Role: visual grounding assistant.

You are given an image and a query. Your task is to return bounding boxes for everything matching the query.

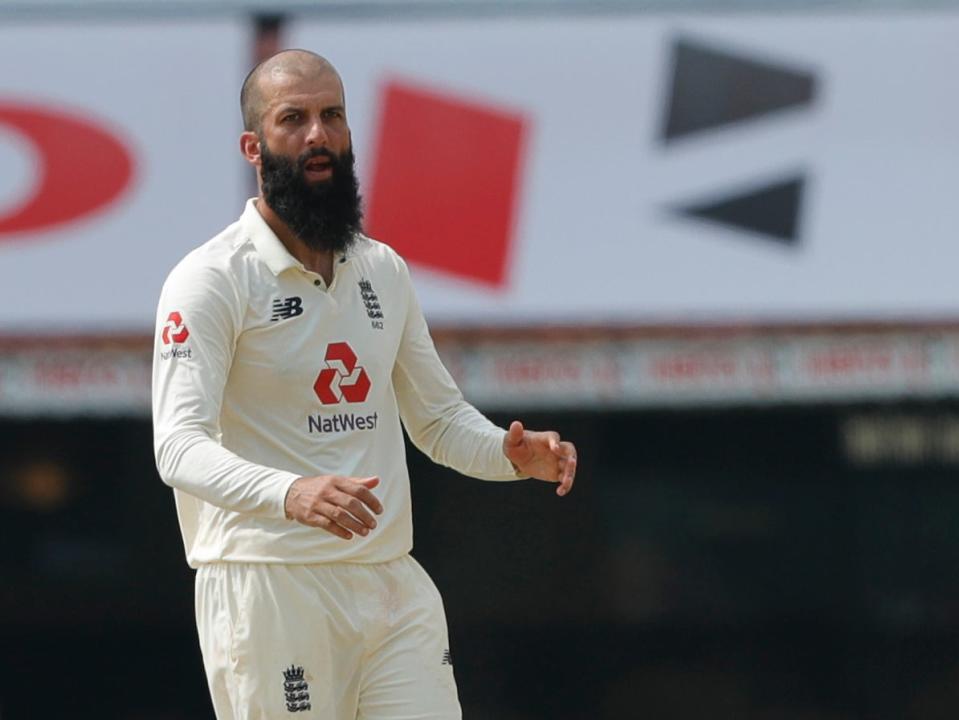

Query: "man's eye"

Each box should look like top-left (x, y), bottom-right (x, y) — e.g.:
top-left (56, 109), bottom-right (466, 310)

top-left (281, 113), bottom-right (299, 122)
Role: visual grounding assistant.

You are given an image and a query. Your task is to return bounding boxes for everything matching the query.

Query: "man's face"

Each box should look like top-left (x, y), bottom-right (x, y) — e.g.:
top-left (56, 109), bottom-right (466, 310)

top-left (254, 70), bottom-right (362, 252)
top-left (257, 69), bottom-right (351, 170)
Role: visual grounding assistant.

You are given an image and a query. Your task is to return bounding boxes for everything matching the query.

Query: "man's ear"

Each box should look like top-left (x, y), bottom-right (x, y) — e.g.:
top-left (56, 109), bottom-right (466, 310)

top-left (240, 131), bottom-right (261, 166)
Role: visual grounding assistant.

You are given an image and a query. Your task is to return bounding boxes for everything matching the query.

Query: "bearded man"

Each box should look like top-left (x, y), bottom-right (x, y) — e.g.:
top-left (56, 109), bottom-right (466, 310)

top-left (152, 49), bottom-right (577, 720)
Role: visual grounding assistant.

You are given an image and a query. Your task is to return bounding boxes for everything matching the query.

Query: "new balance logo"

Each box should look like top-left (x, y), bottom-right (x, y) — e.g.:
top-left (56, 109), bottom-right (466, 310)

top-left (271, 296), bottom-right (304, 322)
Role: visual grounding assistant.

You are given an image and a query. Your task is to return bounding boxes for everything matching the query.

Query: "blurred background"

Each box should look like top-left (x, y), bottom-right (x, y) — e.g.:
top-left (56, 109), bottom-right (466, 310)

top-left (2, 0), bottom-right (959, 718)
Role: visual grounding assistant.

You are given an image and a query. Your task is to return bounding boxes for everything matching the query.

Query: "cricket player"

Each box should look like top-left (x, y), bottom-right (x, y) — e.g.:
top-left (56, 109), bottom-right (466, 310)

top-left (152, 49), bottom-right (577, 720)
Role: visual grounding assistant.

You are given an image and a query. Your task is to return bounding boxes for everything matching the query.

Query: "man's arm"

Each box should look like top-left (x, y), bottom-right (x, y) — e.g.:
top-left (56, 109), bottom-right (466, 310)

top-left (391, 259), bottom-right (577, 493)
top-left (153, 256), bottom-right (383, 537)
top-left (152, 259), bottom-right (299, 518)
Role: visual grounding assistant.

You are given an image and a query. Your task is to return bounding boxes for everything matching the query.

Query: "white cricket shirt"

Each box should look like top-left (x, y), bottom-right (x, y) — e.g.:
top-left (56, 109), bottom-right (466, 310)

top-left (152, 199), bottom-right (517, 567)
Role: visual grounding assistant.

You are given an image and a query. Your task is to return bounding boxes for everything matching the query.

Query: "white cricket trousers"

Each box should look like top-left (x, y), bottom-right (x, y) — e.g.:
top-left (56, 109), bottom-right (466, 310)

top-left (195, 555), bottom-right (462, 720)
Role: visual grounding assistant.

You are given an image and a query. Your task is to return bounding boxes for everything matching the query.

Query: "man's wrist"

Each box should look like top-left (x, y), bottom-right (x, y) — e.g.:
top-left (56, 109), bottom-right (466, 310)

top-left (283, 476), bottom-right (303, 520)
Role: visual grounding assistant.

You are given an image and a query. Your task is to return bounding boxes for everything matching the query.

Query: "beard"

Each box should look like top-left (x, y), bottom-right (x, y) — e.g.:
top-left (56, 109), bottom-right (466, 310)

top-left (259, 139), bottom-right (363, 254)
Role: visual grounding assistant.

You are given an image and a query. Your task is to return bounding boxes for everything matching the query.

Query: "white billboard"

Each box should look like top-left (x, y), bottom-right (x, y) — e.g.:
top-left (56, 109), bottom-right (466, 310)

top-left (0, 20), bottom-right (249, 333)
top-left (289, 13), bottom-right (959, 326)
top-left (1, 14), bottom-right (957, 333)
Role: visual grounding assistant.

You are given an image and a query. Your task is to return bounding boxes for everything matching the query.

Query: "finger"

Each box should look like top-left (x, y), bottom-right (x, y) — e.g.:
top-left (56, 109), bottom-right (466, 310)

top-left (546, 431), bottom-right (561, 454)
top-left (552, 440), bottom-right (575, 459)
top-left (323, 503), bottom-right (371, 537)
top-left (308, 513), bottom-right (354, 540)
top-left (548, 433), bottom-right (571, 457)
top-left (505, 421), bottom-right (525, 447)
top-left (343, 478), bottom-right (384, 515)
top-left (557, 454), bottom-right (576, 497)
top-left (332, 491), bottom-right (378, 529)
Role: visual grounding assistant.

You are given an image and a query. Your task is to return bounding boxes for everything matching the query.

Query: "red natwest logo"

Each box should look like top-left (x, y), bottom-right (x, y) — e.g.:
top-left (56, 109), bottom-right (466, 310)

top-left (161, 312), bottom-right (189, 345)
top-left (314, 342), bottom-right (371, 405)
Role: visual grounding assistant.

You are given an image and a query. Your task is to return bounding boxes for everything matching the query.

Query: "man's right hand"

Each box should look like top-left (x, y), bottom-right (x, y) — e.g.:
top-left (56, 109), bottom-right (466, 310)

top-left (284, 475), bottom-right (384, 540)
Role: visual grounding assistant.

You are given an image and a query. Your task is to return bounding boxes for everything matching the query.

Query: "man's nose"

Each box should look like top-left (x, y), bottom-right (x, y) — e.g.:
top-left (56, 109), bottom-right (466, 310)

top-left (305, 119), bottom-right (329, 147)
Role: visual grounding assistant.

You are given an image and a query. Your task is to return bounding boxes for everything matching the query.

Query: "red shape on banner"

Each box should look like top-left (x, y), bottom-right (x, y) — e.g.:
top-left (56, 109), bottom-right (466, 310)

top-left (0, 101), bottom-right (135, 238)
top-left (366, 80), bottom-right (527, 289)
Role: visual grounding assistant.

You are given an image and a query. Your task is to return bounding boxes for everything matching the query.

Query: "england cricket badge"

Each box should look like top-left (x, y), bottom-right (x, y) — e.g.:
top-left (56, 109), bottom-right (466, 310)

top-left (282, 664), bottom-right (312, 713)
top-left (358, 278), bottom-right (384, 329)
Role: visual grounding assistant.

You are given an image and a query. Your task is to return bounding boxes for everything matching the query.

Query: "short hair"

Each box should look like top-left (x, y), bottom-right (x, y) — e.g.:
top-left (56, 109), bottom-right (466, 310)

top-left (240, 49), bottom-right (338, 133)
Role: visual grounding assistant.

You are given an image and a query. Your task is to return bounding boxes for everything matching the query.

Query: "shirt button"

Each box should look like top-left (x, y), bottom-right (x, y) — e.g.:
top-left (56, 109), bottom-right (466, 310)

top-left (314, 279), bottom-right (322, 287)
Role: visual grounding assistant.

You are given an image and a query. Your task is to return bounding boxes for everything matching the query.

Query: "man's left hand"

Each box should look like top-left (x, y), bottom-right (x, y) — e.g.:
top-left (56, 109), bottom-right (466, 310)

top-left (503, 421), bottom-right (577, 496)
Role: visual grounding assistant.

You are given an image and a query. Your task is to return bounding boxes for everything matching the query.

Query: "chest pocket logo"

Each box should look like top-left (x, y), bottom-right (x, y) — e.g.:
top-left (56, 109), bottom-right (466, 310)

top-left (271, 296), bottom-right (303, 322)
top-left (358, 279), bottom-right (384, 329)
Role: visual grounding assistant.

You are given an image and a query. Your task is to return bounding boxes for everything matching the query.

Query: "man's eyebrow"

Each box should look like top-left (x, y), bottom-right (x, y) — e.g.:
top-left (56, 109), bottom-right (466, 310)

top-left (270, 103), bottom-right (344, 115)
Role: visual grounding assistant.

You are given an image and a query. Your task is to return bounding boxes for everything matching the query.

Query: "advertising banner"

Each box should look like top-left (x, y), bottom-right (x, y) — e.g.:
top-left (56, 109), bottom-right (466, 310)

top-left (0, 20), bottom-right (249, 333)
top-left (5, 328), bottom-right (959, 416)
top-left (290, 13), bottom-right (959, 325)
top-left (2, 14), bottom-right (957, 331)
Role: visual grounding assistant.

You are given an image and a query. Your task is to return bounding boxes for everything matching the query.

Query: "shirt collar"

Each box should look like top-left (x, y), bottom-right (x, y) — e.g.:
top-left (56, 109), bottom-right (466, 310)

top-left (243, 198), bottom-right (355, 276)
top-left (244, 198), bottom-right (301, 276)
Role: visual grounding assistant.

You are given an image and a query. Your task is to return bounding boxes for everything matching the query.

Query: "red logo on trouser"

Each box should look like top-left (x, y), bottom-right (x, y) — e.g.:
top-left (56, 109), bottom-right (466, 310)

top-left (161, 311), bottom-right (189, 344)
top-left (314, 342), bottom-right (371, 404)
